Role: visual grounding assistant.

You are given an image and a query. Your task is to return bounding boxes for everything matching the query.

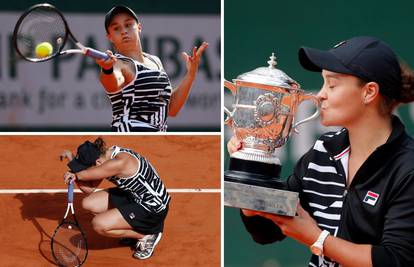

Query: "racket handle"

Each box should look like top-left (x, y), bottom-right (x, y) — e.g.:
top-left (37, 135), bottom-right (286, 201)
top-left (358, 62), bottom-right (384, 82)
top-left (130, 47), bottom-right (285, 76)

top-left (68, 182), bottom-right (74, 203)
top-left (85, 48), bottom-right (110, 60)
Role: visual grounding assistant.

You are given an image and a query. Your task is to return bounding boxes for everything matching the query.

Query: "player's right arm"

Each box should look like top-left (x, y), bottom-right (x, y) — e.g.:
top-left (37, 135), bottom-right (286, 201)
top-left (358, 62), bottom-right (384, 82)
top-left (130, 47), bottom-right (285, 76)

top-left (75, 156), bottom-right (126, 181)
top-left (76, 180), bottom-right (102, 194)
top-left (96, 50), bottom-right (125, 93)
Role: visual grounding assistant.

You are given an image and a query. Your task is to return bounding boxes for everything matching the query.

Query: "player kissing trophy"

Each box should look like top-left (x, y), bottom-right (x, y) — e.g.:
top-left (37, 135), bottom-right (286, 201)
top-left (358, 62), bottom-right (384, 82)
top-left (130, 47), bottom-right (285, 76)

top-left (224, 53), bottom-right (320, 216)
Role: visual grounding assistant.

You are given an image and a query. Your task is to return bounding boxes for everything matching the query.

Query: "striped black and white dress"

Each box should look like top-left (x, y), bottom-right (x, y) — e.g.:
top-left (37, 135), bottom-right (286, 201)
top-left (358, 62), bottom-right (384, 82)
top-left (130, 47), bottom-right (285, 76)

top-left (107, 146), bottom-right (170, 214)
top-left (107, 53), bottom-right (172, 132)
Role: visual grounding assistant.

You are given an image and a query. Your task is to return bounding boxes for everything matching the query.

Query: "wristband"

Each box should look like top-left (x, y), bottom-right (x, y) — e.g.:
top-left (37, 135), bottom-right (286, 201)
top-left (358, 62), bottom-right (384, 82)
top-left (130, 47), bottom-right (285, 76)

top-left (101, 67), bottom-right (114, 75)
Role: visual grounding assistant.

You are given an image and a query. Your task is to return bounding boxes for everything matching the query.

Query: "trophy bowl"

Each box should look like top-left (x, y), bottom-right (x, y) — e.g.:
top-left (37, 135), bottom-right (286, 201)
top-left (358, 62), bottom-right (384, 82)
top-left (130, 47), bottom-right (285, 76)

top-left (224, 53), bottom-right (320, 216)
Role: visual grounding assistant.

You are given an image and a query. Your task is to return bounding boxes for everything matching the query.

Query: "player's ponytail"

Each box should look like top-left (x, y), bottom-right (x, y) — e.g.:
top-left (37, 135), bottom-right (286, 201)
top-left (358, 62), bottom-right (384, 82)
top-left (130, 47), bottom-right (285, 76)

top-left (93, 137), bottom-right (107, 155)
top-left (378, 62), bottom-right (414, 115)
top-left (399, 62), bottom-right (414, 104)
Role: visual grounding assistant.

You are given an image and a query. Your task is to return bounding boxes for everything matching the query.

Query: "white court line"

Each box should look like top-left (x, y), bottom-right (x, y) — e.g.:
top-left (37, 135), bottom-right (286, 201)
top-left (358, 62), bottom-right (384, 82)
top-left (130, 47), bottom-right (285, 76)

top-left (0, 188), bottom-right (221, 194)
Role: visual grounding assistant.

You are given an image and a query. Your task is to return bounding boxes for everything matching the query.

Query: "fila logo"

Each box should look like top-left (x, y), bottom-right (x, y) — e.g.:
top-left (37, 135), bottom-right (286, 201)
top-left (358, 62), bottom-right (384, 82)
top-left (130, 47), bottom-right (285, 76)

top-left (129, 212), bottom-right (136, 219)
top-left (363, 191), bottom-right (380, 206)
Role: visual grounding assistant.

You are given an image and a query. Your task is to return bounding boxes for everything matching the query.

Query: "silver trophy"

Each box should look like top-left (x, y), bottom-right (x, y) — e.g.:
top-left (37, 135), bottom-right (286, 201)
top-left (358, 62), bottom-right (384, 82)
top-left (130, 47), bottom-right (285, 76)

top-left (224, 53), bottom-right (320, 216)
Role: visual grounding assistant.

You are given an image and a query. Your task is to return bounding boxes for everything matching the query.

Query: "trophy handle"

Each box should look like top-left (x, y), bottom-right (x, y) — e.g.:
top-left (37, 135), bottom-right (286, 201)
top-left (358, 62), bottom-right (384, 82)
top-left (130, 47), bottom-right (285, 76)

top-left (224, 107), bottom-right (234, 125)
top-left (224, 79), bottom-right (237, 125)
top-left (293, 93), bottom-right (320, 133)
top-left (224, 79), bottom-right (237, 95)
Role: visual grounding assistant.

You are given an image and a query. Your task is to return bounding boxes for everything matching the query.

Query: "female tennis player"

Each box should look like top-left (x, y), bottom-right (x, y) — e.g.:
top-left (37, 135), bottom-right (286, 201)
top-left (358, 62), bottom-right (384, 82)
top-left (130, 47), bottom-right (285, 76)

top-left (228, 36), bottom-right (414, 266)
top-left (61, 137), bottom-right (170, 260)
top-left (96, 5), bottom-right (208, 132)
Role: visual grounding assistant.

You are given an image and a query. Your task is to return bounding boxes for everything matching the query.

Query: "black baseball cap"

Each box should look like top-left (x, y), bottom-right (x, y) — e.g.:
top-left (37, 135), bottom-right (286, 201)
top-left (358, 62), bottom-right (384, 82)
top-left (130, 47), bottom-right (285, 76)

top-left (104, 5), bottom-right (139, 33)
top-left (68, 141), bottom-right (101, 173)
top-left (299, 36), bottom-right (402, 100)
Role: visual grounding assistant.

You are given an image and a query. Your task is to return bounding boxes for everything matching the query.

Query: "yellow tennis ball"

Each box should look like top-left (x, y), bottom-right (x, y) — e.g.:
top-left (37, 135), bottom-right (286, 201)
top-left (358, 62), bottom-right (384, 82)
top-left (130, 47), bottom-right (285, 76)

top-left (35, 42), bottom-right (53, 58)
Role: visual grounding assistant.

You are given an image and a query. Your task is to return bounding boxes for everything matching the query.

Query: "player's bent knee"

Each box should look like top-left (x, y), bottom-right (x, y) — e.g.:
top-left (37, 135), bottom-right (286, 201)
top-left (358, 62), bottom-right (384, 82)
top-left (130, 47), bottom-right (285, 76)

top-left (91, 216), bottom-right (112, 234)
top-left (81, 196), bottom-right (91, 210)
top-left (91, 216), bottom-right (106, 233)
top-left (82, 196), bottom-right (96, 213)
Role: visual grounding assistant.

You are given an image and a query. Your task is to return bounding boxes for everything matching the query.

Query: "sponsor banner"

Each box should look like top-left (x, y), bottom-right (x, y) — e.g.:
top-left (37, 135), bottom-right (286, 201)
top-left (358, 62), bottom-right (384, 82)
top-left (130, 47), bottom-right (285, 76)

top-left (0, 13), bottom-right (220, 128)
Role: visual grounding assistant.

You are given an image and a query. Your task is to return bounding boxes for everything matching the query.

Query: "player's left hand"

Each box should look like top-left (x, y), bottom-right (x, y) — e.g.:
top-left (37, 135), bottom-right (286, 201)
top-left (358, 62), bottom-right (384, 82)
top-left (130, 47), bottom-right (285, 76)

top-left (255, 203), bottom-right (322, 246)
top-left (63, 171), bottom-right (77, 185)
top-left (182, 41), bottom-right (209, 77)
top-left (227, 136), bottom-right (242, 155)
top-left (60, 150), bottom-right (74, 161)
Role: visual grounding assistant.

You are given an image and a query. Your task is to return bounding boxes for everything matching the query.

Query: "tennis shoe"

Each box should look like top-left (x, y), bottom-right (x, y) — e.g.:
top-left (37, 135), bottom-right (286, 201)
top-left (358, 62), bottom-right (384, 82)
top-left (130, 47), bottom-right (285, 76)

top-left (133, 232), bottom-right (162, 260)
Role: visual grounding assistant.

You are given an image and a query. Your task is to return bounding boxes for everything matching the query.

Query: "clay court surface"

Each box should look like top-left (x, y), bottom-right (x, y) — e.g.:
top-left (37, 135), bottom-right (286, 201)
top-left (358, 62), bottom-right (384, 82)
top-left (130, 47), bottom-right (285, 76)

top-left (0, 135), bottom-right (221, 266)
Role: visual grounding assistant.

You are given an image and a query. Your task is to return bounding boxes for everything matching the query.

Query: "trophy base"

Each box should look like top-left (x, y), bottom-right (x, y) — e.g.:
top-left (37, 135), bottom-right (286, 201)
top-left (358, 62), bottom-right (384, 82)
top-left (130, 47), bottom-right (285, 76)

top-left (224, 157), bottom-right (298, 216)
top-left (226, 157), bottom-right (284, 188)
top-left (224, 181), bottom-right (298, 216)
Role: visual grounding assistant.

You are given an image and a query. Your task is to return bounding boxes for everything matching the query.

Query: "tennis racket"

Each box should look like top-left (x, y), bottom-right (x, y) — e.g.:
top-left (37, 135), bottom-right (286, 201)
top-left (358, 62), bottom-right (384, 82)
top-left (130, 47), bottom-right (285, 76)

top-left (13, 3), bottom-right (109, 62)
top-left (51, 182), bottom-right (88, 267)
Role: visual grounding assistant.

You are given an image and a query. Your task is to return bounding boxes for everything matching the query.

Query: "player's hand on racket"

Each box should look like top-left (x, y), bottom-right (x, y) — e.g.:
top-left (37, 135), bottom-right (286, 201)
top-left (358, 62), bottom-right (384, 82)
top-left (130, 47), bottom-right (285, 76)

top-left (60, 150), bottom-right (74, 162)
top-left (64, 171), bottom-right (77, 185)
top-left (181, 41), bottom-right (209, 77)
top-left (227, 136), bottom-right (242, 155)
top-left (95, 50), bottom-right (117, 71)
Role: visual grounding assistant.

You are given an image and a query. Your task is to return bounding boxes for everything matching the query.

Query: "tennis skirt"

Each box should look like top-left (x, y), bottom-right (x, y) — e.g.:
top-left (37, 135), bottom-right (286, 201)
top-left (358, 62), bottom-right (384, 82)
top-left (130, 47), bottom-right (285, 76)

top-left (108, 187), bottom-right (169, 235)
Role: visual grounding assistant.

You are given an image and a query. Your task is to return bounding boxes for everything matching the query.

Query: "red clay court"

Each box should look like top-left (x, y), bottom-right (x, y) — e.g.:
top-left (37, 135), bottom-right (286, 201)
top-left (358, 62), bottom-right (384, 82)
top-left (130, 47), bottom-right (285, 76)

top-left (0, 135), bottom-right (220, 266)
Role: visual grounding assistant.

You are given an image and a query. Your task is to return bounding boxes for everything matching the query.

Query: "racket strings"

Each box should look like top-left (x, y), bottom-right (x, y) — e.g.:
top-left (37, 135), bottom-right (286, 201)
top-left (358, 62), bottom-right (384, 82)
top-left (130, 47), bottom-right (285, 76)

top-left (15, 7), bottom-right (67, 60)
top-left (52, 223), bottom-right (87, 266)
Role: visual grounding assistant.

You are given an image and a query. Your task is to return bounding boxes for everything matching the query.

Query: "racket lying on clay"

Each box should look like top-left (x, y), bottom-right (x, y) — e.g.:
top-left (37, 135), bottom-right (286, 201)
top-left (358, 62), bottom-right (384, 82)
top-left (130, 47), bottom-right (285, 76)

top-left (13, 3), bottom-right (109, 62)
top-left (51, 181), bottom-right (88, 267)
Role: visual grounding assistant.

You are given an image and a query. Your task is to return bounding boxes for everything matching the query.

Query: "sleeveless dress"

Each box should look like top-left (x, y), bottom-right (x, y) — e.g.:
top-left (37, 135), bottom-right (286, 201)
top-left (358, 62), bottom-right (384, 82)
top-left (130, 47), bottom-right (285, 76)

top-left (106, 53), bottom-right (172, 132)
